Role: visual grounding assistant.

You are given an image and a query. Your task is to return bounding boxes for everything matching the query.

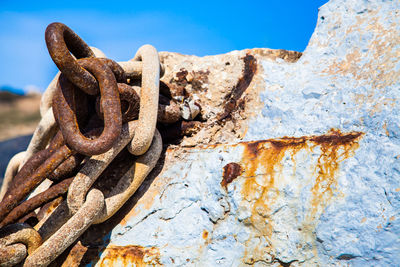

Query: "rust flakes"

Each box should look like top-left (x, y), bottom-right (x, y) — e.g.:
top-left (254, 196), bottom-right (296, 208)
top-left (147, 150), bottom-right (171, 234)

top-left (98, 245), bottom-right (161, 266)
top-left (217, 54), bottom-right (257, 121)
top-left (60, 241), bottom-right (88, 267)
top-left (221, 162), bottom-right (243, 189)
top-left (189, 70), bottom-right (210, 92)
top-left (239, 130), bottom-right (363, 238)
top-left (167, 68), bottom-right (210, 97)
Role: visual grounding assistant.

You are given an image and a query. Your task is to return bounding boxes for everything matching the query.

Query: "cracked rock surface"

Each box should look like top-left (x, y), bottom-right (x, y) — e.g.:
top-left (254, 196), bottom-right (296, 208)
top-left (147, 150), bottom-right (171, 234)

top-left (80, 0), bottom-right (400, 266)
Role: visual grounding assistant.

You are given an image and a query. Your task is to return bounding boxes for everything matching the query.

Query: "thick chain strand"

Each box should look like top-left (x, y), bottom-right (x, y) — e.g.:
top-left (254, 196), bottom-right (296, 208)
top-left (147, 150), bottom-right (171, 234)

top-left (0, 22), bottom-right (175, 267)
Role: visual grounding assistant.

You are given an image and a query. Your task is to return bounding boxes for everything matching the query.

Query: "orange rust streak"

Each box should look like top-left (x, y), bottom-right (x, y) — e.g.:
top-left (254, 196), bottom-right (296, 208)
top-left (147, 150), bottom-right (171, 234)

top-left (98, 245), bottom-right (161, 266)
top-left (309, 130), bottom-right (362, 216)
top-left (240, 130), bottom-right (363, 238)
top-left (202, 230), bottom-right (209, 239)
top-left (241, 139), bottom-right (300, 237)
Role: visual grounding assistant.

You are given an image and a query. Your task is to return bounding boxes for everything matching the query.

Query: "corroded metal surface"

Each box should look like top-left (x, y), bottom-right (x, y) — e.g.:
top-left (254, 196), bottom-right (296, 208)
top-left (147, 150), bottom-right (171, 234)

top-left (45, 22), bottom-right (97, 94)
top-left (0, 243), bottom-right (26, 267)
top-left (94, 129), bottom-right (162, 224)
top-left (96, 83), bottom-right (140, 123)
top-left (128, 45), bottom-right (160, 156)
top-left (0, 178), bottom-right (73, 227)
top-left (53, 60), bottom-right (122, 156)
top-left (24, 189), bottom-right (104, 267)
top-left (0, 223), bottom-right (42, 266)
top-left (0, 131), bottom-right (70, 224)
top-left (98, 245), bottom-right (161, 266)
top-left (0, 223), bottom-right (42, 255)
top-left (66, 121), bottom-right (138, 215)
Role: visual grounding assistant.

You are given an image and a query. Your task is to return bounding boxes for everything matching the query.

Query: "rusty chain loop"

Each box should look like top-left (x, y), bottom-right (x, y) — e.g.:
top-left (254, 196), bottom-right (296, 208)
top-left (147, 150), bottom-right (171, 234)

top-left (0, 223), bottom-right (42, 266)
top-left (0, 21), bottom-right (199, 266)
top-left (127, 45), bottom-right (160, 156)
top-left (0, 224), bottom-right (42, 254)
top-left (0, 243), bottom-right (26, 267)
top-left (45, 22), bottom-right (97, 94)
top-left (53, 58), bottom-right (122, 156)
top-left (96, 83), bottom-right (140, 123)
top-left (66, 120), bottom-right (138, 214)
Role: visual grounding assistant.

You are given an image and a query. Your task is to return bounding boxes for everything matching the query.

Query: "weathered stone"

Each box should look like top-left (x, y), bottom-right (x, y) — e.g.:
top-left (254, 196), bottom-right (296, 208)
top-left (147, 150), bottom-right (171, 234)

top-left (64, 0), bottom-right (400, 266)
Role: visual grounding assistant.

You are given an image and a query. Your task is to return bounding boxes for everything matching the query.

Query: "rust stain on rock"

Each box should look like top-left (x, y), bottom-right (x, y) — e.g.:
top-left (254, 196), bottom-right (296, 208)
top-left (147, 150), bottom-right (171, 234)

top-left (240, 130), bottom-right (363, 238)
top-left (221, 162), bottom-right (243, 189)
top-left (217, 54), bottom-right (257, 121)
top-left (168, 68), bottom-right (210, 97)
top-left (309, 130), bottom-right (363, 216)
top-left (98, 245), bottom-right (161, 266)
top-left (202, 230), bottom-right (209, 239)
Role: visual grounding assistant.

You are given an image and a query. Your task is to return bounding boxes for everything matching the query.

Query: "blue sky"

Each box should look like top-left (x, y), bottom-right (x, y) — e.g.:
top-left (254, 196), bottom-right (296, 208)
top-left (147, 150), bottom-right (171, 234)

top-left (0, 0), bottom-right (328, 92)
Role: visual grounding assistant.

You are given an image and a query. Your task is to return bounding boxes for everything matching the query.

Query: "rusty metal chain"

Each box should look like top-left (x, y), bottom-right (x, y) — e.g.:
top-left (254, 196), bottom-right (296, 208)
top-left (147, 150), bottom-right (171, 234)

top-left (0, 178), bottom-right (73, 227)
top-left (0, 21), bottom-right (200, 266)
top-left (127, 45), bottom-right (160, 156)
top-left (45, 22), bottom-right (97, 94)
top-left (0, 223), bottom-right (42, 266)
top-left (53, 60), bottom-right (122, 156)
top-left (94, 128), bottom-right (162, 223)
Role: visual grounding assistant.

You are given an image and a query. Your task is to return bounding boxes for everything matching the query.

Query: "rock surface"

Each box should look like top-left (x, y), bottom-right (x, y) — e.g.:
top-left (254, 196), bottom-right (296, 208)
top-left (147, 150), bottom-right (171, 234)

top-left (59, 0), bottom-right (400, 266)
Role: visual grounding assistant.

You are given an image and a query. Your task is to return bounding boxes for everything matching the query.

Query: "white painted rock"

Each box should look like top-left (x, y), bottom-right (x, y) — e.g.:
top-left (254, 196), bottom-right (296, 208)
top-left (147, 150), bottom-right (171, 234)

top-left (71, 0), bottom-right (400, 266)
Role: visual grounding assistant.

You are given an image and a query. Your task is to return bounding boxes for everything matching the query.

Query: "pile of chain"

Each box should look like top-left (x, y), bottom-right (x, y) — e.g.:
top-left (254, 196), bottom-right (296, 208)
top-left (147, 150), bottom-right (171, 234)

top-left (0, 22), bottom-right (196, 267)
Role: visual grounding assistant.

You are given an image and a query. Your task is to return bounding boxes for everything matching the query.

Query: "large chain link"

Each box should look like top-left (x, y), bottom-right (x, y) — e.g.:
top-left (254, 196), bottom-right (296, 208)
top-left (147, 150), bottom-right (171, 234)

top-left (0, 223), bottom-right (42, 266)
top-left (0, 22), bottom-right (191, 266)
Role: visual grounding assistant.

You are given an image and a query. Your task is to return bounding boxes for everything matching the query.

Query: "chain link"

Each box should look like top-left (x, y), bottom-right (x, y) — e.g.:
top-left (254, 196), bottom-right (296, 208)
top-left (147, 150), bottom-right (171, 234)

top-left (0, 178), bottom-right (73, 227)
top-left (94, 128), bottom-right (162, 224)
top-left (45, 23), bottom-right (97, 94)
top-left (24, 189), bottom-right (104, 267)
top-left (53, 59), bottom-right (122, 156)
top-left (0, 223), bottom-right (42, 266)
top-left (127, 45), bottom-right (160, 156)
